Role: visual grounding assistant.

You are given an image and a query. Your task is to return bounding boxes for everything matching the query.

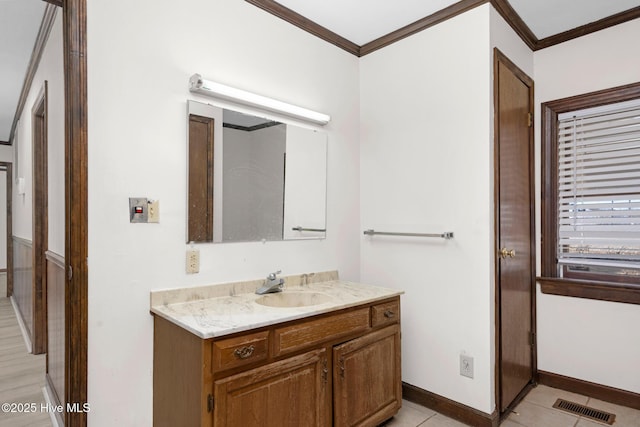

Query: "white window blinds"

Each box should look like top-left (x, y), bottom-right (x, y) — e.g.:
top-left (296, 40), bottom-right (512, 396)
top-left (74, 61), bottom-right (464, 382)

top-left (557, 99), bottom-right (640, 274)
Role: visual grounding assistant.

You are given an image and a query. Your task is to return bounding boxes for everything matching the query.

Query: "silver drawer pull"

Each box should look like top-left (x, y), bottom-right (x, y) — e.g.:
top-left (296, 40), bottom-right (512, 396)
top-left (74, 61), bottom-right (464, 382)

top-left (383, 310), bottom-right (395, 319)
top-left (234, 345), bottom-right (255, 359)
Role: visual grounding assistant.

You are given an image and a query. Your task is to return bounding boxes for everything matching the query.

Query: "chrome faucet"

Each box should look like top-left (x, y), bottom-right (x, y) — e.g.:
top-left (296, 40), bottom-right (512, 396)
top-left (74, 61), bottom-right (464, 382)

top-left (255, 270), bottom-right (284, 295)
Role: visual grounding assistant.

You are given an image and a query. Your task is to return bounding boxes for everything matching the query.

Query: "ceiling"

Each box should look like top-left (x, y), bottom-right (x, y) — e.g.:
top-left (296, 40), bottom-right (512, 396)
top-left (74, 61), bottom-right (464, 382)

top-left (2, 0), bottom-right (640, 142)
top-left (0, 0), bottom-right (45, 142)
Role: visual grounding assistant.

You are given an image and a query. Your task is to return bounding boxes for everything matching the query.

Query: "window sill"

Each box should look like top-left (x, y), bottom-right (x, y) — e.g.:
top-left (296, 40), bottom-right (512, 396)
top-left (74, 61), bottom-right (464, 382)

top-left (537, 277), bottom-right (640, 305)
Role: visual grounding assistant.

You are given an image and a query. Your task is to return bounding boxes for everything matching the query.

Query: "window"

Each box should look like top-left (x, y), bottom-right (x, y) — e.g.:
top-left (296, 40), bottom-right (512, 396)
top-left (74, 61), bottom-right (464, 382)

top-left (540, 82), bottom-right (640, 304)
top-left (557, 99), bottom-right (640, 280)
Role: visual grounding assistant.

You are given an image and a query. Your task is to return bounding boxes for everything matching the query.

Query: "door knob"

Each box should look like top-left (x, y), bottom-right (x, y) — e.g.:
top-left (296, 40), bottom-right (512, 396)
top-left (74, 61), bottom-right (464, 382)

top-left (499, 248), bottom-right (516, 259)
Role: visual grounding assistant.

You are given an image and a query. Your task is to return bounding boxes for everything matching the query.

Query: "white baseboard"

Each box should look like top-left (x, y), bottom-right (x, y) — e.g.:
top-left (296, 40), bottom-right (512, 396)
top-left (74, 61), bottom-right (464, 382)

top-left (42, 385), bottom-right (64, 427)
top-left (0, 271), bottom-right (6, 297)
top-left (9, 295), bottom-right (32, 353)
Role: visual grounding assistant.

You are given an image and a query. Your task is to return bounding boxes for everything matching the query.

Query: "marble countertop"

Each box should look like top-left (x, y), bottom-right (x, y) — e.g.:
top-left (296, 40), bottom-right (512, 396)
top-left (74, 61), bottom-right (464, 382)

top-left (150, 274), bottom-right (403, 339)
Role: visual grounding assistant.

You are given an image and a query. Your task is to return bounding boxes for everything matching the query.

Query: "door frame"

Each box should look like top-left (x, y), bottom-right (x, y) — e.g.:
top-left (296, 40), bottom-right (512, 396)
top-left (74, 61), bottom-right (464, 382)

top-left (492, 48), bottom-right (537, 415)
top-left (60, 0), bottom-right (88, 425)
top-left (0, 162), bottom-right (12, 298)
top-left (32, 81), bottom-right (49, 355)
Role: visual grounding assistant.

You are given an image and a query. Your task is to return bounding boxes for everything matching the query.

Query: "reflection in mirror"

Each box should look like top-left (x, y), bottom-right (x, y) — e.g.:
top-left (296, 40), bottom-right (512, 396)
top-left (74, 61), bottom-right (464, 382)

top-left (222, 111), bottom-right (286, 242)
top-left (187, 100), bottom-right (327, 243)
top-left (187, 113), bottom-right (214, 242)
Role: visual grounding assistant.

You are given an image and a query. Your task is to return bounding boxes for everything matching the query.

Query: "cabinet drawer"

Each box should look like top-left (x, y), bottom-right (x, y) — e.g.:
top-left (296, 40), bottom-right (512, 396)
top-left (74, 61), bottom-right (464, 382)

top-left (371, 300), bottom-right (400, 328)
top-left (213, 331), bottom-right (269, 372)
top-left (273, 308), bottom-right (370, 357)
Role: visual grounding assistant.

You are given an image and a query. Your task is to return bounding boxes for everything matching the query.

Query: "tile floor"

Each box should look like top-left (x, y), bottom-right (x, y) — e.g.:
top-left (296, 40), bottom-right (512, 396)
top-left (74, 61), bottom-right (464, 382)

top-left (386, 385), bottom-right (640, 427)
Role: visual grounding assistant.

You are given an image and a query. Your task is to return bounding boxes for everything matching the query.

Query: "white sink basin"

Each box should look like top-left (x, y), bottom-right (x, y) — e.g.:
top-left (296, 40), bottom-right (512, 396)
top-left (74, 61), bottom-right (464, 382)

top-left (255, 292), bottom-right (333, 308)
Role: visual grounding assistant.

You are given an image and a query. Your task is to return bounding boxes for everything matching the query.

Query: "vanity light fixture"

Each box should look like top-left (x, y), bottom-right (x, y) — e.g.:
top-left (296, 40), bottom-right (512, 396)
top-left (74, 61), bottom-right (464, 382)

top-left (189, 74), bottom-right (330, 125)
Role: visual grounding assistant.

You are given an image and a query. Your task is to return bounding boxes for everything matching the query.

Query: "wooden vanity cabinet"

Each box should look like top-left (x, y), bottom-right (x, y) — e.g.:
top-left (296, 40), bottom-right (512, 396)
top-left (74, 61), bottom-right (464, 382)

top-left (333, 325), bottom-right (401, 427)
top-left (153, 296), bottom-right (401, 427)
top-left (213, 348), bottom-right (329, 426)
top-left (153, 317), bottom-right (214, 427)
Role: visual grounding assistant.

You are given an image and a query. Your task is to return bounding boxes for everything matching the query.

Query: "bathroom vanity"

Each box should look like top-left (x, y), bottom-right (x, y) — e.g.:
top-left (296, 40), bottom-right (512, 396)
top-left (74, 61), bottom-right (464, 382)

top-left (150, 273), bottom-right (402, 427)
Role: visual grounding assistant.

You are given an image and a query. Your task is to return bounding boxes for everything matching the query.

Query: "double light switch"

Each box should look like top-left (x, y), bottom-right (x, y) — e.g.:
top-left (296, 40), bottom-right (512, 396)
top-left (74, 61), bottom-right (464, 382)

top-left (129, 197), bottom-right (159, 223)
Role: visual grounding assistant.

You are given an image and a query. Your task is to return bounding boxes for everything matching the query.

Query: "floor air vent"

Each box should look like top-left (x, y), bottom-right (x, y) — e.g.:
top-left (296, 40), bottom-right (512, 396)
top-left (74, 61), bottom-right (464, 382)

top-left (552, 399), bottom-right (616, 425)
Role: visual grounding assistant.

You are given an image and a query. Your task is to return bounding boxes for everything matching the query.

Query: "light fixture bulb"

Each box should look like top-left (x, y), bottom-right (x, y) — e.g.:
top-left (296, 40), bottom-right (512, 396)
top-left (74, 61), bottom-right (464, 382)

top-left (189, 74), bottom-right (330, 125)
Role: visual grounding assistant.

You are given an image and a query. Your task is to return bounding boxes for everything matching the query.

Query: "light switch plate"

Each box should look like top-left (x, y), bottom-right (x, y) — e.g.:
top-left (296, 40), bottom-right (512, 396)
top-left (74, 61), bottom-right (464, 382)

top-left (129, 197), bottom-right (148, 223)
top-left (148, 200), bottom-right (160, 223)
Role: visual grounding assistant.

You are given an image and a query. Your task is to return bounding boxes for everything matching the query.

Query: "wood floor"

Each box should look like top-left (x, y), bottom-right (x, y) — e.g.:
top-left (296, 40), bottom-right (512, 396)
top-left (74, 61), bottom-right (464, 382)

top-left (0, 291), bottom-right (52, 426)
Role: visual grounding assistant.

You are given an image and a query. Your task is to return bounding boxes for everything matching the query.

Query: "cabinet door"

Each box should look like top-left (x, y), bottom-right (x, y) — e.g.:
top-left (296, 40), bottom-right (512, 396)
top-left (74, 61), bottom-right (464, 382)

top-left (214, 348), bottom-right (329, 427)
top-left (333, 325), bottom-right (401, 427)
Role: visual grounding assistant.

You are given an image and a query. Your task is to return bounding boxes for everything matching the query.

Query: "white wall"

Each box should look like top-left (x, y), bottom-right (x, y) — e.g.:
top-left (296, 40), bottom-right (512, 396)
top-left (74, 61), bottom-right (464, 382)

top-left (86, 0), bottom-right (360, 424)
top-left (0, 145), bottom-right (13, 163)
top-left (534, 18), bottom-right (640, 394)
top-left (360, 4), bottom-right (495, 413)
top-left (84, 2), bottom-right (640, 425)
top-left (45, 14), bottom-right (65, 257)
top-left (490, 7), bottom-right (533, 78)
top-left (13, 105), bottom-right (32, 242)
top-left (12, 11), bottom-right (64, 255)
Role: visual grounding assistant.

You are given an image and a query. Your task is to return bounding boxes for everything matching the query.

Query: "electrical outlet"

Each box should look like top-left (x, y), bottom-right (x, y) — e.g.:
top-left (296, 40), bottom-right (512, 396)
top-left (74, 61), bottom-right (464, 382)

top-left (148, 200), bottom-right (160, 223)
top-left (186, 249), bottom-right (199, 274)
top-left (460, 354), bottom-right (474, 379)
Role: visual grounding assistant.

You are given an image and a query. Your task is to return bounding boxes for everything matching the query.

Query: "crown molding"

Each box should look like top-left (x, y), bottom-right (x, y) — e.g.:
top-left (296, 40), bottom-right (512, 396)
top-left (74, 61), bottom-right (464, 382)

top-left (245, 0), bottom-right (640, 57)
top-left (245, 0), bottom-right (359, 56)
top-left (536, 5), bottom-right (640, 50)
top-left (360, 0), bottom-right (488, 56)
top-left (490, 0), bottom-right (537, 50)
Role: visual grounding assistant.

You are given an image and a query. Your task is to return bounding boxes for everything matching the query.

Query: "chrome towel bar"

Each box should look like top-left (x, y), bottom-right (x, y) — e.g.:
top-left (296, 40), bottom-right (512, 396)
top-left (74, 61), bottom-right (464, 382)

top-left (292, 226), bottom-right (326, 233)
top-left (363, 229), bottom-right (454, 240)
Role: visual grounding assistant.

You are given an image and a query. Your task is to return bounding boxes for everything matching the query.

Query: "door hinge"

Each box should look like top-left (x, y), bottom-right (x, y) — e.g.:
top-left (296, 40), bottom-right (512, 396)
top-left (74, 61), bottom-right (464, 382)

top-left (322, 358), bottom-right (328, 384)
top-left (527, 112), bottom-right (533, 127)
top-left (530, 331), bottom-right (536, 346)
top-left (207, 394), bottom-right (214, 412)
top-left (67, 265), bottom-right (73, 280)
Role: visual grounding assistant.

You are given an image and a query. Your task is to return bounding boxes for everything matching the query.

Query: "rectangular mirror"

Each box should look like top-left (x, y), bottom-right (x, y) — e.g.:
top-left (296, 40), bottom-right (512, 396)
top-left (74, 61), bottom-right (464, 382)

top-left (187, 100), bottom-right (327, 243)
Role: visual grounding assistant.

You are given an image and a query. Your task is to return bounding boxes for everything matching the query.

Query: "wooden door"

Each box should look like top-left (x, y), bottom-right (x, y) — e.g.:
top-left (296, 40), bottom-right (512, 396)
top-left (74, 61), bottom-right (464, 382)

top-left (333, 325), bottom-right (401, 427)
top-left (494, 50), bottom-right (535, 413)
top-left (188, 114), bottom-right (214, 243)
top-left (213, 349), bottom-right (329, 426)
